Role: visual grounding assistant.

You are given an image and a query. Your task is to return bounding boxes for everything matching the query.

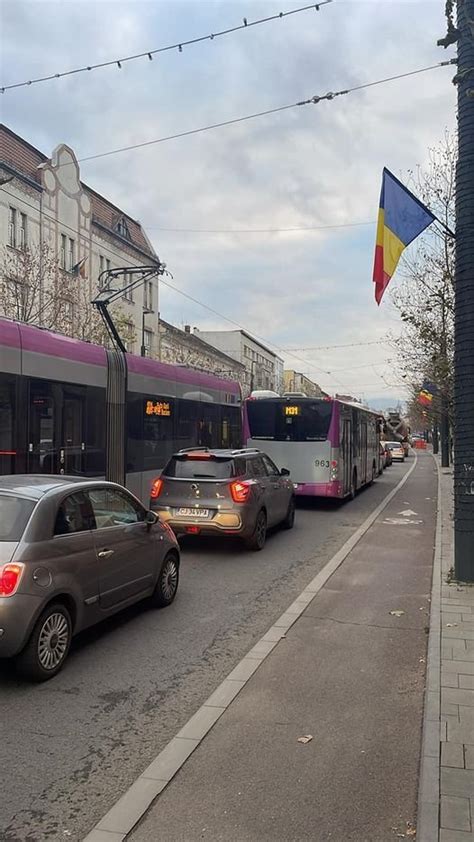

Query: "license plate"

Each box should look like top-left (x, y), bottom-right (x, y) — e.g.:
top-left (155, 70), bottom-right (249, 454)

top-left (176, 508), bottom-right (209, 518)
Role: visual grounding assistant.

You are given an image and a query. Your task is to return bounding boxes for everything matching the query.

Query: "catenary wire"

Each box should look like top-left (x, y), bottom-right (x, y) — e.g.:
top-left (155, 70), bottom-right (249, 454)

top-left (0, 2), bottom-right (332, 93)
top-left (0, 189), bottom-right (396, 388)
top-left (71, 59), bottom-right (456, 165)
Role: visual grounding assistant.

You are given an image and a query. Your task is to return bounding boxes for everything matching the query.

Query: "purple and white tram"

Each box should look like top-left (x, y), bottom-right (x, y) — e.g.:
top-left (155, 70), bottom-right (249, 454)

top-left (0, 318), bottom-right (242, 501)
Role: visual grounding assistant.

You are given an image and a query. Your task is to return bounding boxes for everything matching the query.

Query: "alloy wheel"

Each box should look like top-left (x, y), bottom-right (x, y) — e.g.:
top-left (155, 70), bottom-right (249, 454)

top-left (37, 612), bottom-right (70, 671)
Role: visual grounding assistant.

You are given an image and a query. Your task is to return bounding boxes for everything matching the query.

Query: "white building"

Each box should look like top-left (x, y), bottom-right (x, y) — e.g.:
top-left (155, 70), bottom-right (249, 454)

top-left (194, 328), bottom-right (284, 396)
top-left (283, 370), bottom-right (325, 398)
top-left (0, 123), bottom-right (161, 355)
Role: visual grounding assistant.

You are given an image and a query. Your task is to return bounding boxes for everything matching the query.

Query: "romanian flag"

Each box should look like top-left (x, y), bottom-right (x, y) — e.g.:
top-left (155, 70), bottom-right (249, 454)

top-left (373, 168), bottom-right (435, 305)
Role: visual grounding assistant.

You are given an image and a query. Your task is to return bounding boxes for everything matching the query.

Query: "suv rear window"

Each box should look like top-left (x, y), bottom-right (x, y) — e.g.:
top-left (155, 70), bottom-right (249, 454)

top-left (164, 456), bottom-right (236, 479)
top-left (0, 494), bottom-right (36, 541)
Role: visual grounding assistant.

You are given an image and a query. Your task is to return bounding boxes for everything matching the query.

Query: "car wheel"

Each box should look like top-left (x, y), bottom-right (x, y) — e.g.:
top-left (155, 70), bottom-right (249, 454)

top-left (151, 552), bottom-right (179, 607)
top-left (282, 497), bottom-right (295, 530)
top-left (245, 510), bottom-right (267, 551)
top-left (16, 603), bottom-right (72, 682)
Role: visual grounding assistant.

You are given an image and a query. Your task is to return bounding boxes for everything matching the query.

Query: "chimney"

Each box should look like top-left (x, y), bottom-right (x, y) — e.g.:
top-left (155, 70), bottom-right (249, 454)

top-left (184, 325), bottom-right (191, 333)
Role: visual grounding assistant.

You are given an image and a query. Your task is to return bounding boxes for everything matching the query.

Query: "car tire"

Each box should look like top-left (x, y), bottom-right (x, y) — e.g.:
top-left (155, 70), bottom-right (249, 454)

top-left (16, 603), bottom-right (72, 682)
top-left (245, 510), bottom-right (267, 551)
top-left (282, 497), bottom-right (296, 530)
top-left (151, 552), bottom-right (180, 608)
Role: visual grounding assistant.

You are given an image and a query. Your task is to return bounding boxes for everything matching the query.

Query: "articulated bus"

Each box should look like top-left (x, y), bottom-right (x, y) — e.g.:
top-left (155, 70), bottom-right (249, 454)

top-left (243, 395), bottom-right (381, 499)
top-left (0, 318), bottom-right (241, 501)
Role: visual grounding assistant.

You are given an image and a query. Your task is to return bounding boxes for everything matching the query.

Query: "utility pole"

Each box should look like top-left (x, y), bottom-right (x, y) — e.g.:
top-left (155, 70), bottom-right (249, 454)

top-left (440, 307), bottom-right (450, 467)
top-left (454, 0), bottom-right (474, 582)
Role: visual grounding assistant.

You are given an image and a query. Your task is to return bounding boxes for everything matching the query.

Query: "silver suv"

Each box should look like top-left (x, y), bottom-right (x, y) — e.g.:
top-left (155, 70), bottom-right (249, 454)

top-left (150, 448), bottom-right (295, 551)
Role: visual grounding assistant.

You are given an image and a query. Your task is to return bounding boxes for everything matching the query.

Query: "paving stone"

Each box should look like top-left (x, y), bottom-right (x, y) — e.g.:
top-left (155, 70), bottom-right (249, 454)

top-left (447, 721), bottom-right (474, 745)
top-left (443, 688), bottom-right (474, 708)
top-left (440, 830), bottom-right (474, 841)
top-left (460, 676), bottom-right (474, 690)
top-left (466, 747), bottom-right (474, 770)
top-left (443, 673), bottom-right (461, 688)
top-left (459, 708), bottom-right (474, 725)
top-left (442, 742), bottom-right (465, 769)
top-left (454, 650), bottom-right (474, 662)
top-left (441, 795), bottom-right (472, 831)
top-left (444, 660), bottom-right (474, 675)
top-left (441, 766), bottom-right (474, 797)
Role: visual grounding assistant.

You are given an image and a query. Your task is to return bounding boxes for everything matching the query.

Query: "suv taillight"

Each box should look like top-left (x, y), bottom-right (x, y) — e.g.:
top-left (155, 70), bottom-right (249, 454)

top-left (230, 480), bottom-right (252, 503)
top-left (0, 563), bottom-right (24, 597)
top-left (150, 478), bottom-right (163, 499)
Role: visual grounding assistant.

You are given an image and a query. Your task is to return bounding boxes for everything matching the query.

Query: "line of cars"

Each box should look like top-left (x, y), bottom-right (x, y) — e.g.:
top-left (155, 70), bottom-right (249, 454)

top-left (380, 438), bottom-right (410, 471)
top-left (0, 448), bottom-right (295, 681)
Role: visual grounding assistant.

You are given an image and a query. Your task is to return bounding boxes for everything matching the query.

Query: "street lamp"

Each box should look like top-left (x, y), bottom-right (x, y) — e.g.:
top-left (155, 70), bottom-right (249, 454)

top-left (141, 307), bottom-right (154, 357)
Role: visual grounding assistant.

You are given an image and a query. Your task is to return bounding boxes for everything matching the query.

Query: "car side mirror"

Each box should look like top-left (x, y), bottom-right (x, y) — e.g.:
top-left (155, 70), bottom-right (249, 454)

top-left (145, 510), bottom-right (158, 526)
top-left (280, 468), bottom-right (290, 476)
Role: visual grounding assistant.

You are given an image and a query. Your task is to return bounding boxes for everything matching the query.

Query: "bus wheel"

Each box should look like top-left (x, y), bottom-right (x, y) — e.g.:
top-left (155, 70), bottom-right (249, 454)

top-left (350, 469), bottom-right (357, 500)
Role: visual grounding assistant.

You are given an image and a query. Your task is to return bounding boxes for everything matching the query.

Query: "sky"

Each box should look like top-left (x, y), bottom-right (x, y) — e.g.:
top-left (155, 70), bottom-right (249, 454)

top-left (0, 0), bottom-right (457, 407)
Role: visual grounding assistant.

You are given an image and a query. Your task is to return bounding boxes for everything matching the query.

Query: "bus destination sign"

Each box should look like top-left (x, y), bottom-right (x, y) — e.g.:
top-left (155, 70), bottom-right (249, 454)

top-left (285, 406), bottom-right (300, 417)
top-left (146, 400), bottom-right (172, 417)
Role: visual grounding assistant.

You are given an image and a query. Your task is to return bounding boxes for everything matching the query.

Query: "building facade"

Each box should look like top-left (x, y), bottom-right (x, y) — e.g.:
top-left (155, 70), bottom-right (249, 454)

top-left (194, 328), bottom-right (284, 396)
top-left (283, 370), bottom-right (324, 397)
top-left (0, 124), bottom-right (161, 355)
top-left (159, 321), bottom-right (246, 386)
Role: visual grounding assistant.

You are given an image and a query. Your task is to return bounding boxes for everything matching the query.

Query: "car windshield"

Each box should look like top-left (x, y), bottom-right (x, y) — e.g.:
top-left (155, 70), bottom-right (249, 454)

top-left (0, 494), bottom-right (36, 541)
top-left (164, 456), bottom-right (235, 479)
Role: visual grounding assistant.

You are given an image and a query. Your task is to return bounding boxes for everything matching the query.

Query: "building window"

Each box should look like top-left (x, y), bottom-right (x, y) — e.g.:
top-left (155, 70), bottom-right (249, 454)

top-left (60, 234), bottom-right (67, 269)
top-left (143, 329), bottom-right (152, 356)
top-left (68, 238), bottom-right (75, 271)
top-left (123, 272), bottom-right (134, 302)
top-left (19, 213), bottom-right (27, 249)
top-left (8, 207), bottom-right (16, 248)
top-left (115, 217), bottom-right (130, 240)
top-left (144, 280), bottom-right (153, 311)
top-left (124, 321), bottom-right (135, 353)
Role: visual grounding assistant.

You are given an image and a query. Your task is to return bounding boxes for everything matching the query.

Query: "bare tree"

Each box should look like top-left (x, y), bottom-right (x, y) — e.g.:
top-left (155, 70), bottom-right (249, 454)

top-left (390, 133), bottom-right (455, 428)
top-left (0, 243), bottom-right (134, 348)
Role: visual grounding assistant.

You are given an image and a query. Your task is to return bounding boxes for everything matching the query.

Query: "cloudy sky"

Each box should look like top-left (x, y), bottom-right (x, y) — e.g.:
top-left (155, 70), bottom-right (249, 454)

top-left (1, 0), bottom-right (457, 406)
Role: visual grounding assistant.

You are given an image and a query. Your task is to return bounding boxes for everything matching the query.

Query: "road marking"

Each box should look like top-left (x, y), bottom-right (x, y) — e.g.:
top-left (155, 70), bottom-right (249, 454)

top-left (83, 454), bottom-right (418, 841)
top-left (384, 517), bottom-right (423, 525)
top-left (398, 509), bottom-right (418, 516)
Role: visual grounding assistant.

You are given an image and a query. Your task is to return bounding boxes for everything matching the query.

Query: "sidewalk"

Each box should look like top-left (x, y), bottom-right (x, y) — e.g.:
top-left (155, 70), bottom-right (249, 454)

top-left (84, 453), bottom-right (473, 842)
top-left (417, 461), bottom-right (474, 842)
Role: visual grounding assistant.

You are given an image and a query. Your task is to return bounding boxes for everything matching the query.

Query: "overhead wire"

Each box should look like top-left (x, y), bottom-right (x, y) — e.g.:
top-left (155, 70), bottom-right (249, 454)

top-left (0, 185), bottom-right (400, 388)
top-left (69, 59), bottom-right (456, 166)
top-left (0, 2), bottom-right (332, 94)
top-left (146, 220), bottom-right (374, 234)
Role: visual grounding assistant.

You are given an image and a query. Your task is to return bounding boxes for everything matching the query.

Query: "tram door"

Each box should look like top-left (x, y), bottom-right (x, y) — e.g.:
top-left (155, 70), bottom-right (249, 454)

top-left (27, 381), bottom-right (85, 475)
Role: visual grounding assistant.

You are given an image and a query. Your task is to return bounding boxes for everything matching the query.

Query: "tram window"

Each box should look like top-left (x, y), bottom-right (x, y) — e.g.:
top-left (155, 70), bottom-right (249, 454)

top-left (0, 374), bottom-right (17, 474)
top-left (84, 386), bottom-right (106, 476)
top-left (174, 398), bottom-right (199, 450)
top-left (126, 394), bottom-right (144, 473)
top-left (143, 396), bottom-right (175, 470)
top-left (198, 404), bottom-right (220, 448)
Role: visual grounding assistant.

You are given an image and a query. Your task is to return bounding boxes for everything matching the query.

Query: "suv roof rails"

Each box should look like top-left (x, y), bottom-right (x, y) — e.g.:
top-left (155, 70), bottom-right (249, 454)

top-left (230, 447), bottom-right (261, 455)
top-left (176, 446), bottom-right (211, 455)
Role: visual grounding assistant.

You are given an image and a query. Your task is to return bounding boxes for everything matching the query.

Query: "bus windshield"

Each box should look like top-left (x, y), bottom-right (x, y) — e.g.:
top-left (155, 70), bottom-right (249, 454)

top-left (246, 399), bottom-right (333, 442)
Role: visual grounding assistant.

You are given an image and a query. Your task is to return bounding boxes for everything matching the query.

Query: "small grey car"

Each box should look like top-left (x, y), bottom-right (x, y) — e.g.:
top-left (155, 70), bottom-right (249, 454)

top-left (0, 475), bottom-right (180, 681)
top-left (150, 447), bottom-right (295, 550)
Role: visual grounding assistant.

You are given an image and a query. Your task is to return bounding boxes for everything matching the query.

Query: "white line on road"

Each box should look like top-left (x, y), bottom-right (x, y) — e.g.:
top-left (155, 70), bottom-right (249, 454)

top-left (83, 455), bottom-right (419, 842)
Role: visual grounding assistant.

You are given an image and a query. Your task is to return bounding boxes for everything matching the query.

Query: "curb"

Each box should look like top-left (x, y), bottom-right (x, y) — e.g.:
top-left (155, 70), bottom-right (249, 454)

top-left (83, 458), bottom-right (418, 842)
top-left (416, 453), bottom-right (442, 842)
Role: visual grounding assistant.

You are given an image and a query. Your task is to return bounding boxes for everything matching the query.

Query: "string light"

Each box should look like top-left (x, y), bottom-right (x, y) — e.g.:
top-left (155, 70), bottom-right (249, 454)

top-left (0, 2), bottom-right (332, 94)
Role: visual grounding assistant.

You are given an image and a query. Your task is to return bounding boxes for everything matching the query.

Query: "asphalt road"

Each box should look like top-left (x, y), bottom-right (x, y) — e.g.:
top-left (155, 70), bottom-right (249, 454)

top-left (0, 464), bottom-right (410, 841)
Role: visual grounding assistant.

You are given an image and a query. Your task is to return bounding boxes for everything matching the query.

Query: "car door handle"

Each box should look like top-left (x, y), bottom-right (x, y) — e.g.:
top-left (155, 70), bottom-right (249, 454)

top-left (98, 549), bottom-right (114, 558)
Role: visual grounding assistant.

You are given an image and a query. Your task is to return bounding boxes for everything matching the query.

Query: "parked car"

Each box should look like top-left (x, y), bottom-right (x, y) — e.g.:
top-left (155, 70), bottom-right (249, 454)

top-left (150, 447), bottom-right (295, 551)
top-left (0, 476), bottom-right (179, 681)
top-left (385, 441), bottom-right (405, 462)
top-left (383, 444), bottom-right (393, 467)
